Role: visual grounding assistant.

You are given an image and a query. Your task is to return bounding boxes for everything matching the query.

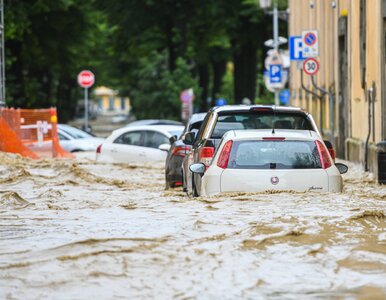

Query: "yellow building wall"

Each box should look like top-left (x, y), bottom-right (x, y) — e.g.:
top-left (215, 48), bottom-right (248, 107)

top-left (349, 0), bottom-right (382, 141)
top-left (289, 0), bottom-right (383, 142)
top-left (349, 0), bottom-right (364, 138)
top-left (366, 0), bottom-right (382, 142)
top-left (289, 0), bottom-right (338, 135)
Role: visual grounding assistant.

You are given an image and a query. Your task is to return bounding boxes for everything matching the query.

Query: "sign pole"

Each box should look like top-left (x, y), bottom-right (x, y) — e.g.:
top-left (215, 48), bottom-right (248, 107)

top-left (84, 87), bottom-right (88, 132)
top-left (77, 70), bottom-right (95, 132)
top-left (273, 4), bottom-right (280, 106)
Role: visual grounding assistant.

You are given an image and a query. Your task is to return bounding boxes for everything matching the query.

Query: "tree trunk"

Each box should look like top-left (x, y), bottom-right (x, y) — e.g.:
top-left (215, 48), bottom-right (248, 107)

top-left (233, 40), bottom-right (257, 104)
top-left (165, 22), bottom-right (177, 72)
top-left (198, 64), bottom-right (210, 112)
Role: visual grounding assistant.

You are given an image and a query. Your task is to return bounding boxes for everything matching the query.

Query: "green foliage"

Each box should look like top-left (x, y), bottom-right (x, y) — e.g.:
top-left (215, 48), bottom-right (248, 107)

top-left (218, 65), bottom-right (234, 104)
top-left (130, 51), bottom-right (200, 120)
top-left (4, 0), bottom-right (288, 120)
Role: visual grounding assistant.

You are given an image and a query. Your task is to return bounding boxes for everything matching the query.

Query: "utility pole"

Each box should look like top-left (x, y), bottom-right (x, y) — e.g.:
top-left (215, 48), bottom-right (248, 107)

top-left (273, 3), bottom-right (280, 106)
top-left (260, 0), bottom-right (288, 106)
top-left (0, 0), bottom-right (5, 107)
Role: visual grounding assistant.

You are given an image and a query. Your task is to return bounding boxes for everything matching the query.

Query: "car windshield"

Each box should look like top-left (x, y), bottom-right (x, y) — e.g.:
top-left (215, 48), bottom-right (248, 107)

top-left (59, 126), bottom-right (93, 139)
top-left (227, 140), bottom-right (322, 169)
top-left (211, 112), bottom-right (313, 139)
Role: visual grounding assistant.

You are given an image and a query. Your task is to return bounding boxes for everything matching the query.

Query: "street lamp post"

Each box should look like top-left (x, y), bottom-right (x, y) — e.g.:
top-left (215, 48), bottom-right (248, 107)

top-left (260, 0), bottom-right (285, 106)
top-left (272, 3), bottom-right (280, 105)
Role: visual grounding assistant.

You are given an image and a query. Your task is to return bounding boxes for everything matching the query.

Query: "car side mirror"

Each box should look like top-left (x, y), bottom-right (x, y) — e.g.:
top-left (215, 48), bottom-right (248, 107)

top-left (158, 143), bottom-right (171, 152)
top-left (335, 163), bottom-right (348, 174)
top-left (189, 163), bottom-right (206, 175)
top-left (169, 135), bottom-right (177, 144)
top-left (183, 131), bottom-right (195, 145)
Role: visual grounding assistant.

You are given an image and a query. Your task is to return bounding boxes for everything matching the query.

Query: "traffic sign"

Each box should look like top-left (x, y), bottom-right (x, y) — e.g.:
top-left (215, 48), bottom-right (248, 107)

top-left (77, 70), bottom-right (95, 88)
top-left (269, 64), bottom-right (282, 84)
top-left (289, 36), bottom-right (304, 60)
top-left (304, 32), bottom-right (316, 46)
top-left (180, 88), bottom-right (195, 103)
top-left (264, 69), bottom-right (288, 92)
top-left (264, 49), bottom-right (283, 70)
top-left (279, 89), bottom-right (290, 105)
top-left (302, 30), bottom-right (319, 58)
top-left (303, 58), bottom-right (319, 76)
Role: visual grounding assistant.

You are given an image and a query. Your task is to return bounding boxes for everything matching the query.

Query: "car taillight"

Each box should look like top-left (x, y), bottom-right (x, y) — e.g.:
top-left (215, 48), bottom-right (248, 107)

top-left (249, 107), bottom-right (273, 112)
top-left (217, 140), bottom-right (233, 169)
top-left (315, 140), bottom-right (332, 169)
top-left (199, 146), bottom-right (214, 167)
top-left (328, 147), bottom-right (335, 161)
top-left (96, 144), bottom-right (102, 154)
top-left (171, 146), bottom-right (190, 157)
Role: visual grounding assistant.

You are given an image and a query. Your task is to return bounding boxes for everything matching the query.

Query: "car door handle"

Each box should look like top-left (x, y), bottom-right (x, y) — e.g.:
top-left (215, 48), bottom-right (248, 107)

top-left (111, 148), bottom-right (118, 153)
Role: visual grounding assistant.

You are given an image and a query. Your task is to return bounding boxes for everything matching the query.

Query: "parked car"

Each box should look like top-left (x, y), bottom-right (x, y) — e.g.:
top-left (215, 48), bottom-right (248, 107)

top-left (164, 113), bottom-right (206, 189)
top-left (189, 129), bottom-right (348, 196)
top-left (57, 124), bottom-right (105, 152)
top-left (126, 119), bottom-right (183, 127)
top-left (95, 125), bottom-right (184, 163)
top-left (182, 105), bottom-right (336, 196)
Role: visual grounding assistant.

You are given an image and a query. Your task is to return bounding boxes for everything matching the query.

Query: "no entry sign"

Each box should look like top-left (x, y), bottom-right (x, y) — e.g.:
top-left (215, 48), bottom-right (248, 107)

top-left (303, 58), bottom-right (319, 76)
top-left (77, 70), bottom-right (95, 88)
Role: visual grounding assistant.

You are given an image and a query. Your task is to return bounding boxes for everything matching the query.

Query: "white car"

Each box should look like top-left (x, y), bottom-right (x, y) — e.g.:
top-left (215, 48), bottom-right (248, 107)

top-left (57, 124), bottom-right (105, 152)
top-left (189, 129), bottom-right (348, 196)
top-left (95, 125), bottom-right (184, 163)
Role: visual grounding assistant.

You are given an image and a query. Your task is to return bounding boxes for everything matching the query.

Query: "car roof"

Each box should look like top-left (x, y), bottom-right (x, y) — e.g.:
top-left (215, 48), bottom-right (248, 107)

top-left (210, 104), bottom-right (306, 114)
top-left (126, 119), bottom-right (183, 126)
top-left (108, 125), bottom-right (184, 140)
top-left (223, 129), bottom-right (321, 141)
top-left (189, 113), bottom-right (207, 123)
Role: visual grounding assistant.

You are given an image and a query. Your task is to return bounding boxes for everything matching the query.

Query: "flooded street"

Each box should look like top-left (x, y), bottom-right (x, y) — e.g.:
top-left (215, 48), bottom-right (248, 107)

top-left (0, 152), bottom-right (385, 299)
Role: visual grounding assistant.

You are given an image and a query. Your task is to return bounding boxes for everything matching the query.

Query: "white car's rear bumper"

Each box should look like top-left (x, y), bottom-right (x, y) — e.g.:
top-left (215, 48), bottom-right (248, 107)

top-left (201, 165), bottom-right (342, 196)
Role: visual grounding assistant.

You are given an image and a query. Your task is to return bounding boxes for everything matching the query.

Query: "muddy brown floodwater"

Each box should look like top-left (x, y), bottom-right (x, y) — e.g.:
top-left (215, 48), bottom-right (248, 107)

top-left (0, 152), bottom-right (385, 299)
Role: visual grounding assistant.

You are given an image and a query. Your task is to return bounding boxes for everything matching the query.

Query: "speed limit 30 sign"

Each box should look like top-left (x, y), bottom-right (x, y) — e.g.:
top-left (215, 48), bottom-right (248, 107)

top-left (303, 58), bottom-right (319, 76)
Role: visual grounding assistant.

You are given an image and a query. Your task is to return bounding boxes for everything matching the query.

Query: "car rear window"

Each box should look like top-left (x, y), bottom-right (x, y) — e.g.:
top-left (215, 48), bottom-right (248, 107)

top-left (227, 140), bottom-right (322, 169)
top-left (211, 112), bottom-right (313, 139)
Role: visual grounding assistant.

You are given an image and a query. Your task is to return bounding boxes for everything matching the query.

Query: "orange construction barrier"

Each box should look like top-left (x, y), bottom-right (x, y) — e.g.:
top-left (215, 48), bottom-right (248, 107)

top-left (0, 107), bottom-right (73, 159)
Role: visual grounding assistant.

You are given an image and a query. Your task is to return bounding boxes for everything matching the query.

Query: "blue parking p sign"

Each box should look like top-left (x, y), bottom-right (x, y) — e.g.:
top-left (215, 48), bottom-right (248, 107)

top-left (289, 36), bottom-right (304, 60)
top-left (269, 64), bottom-right (282, 84)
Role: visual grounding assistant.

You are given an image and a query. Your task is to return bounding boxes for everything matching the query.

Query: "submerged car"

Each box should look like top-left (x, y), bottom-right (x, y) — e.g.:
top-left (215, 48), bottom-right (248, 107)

top-left (182, 105), bottom-right (334, 196)
top-left (189, 129), bottom-right (348, 196)
top-left (95, 125), bottom-right (184, 163)
top-left (164, 113), bottom-right (206, 189)
top-left (57, 124), bottom-right (105, 152)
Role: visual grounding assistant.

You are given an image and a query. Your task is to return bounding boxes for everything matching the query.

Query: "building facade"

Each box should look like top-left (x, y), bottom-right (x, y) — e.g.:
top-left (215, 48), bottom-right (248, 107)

top-left (93, 86), bottom-right (131, 115)
top-left (288, 0), bottom-right (386, 179)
